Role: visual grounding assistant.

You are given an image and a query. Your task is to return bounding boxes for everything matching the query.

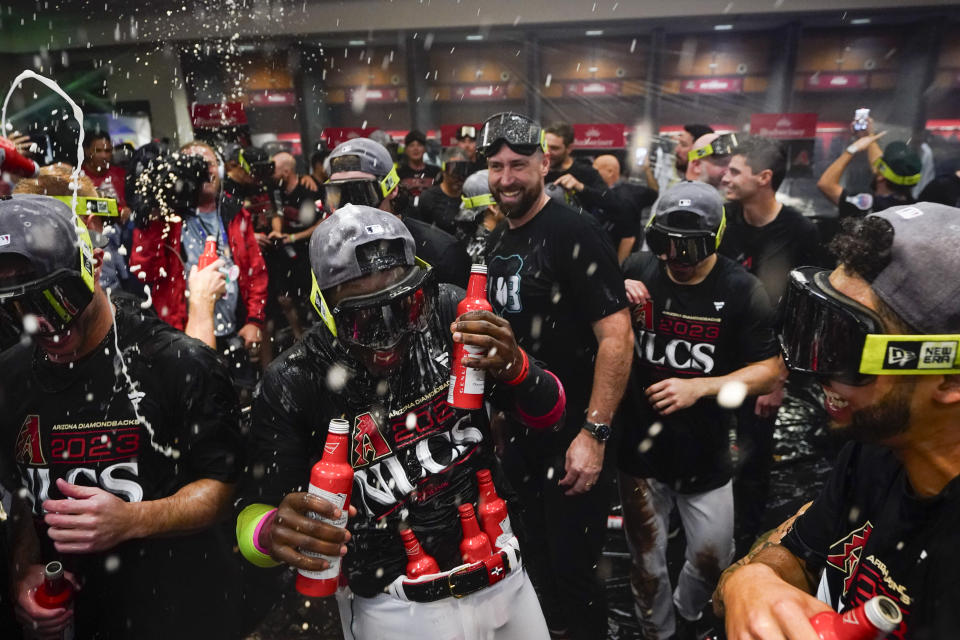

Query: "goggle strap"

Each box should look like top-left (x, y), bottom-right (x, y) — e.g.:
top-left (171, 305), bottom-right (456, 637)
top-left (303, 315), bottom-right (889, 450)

top-left (51, 195), bottom-right (120, 218)
top-left (309, 271), bottom-right (338, 338)
top-left (875, 158), bottom-right (921, 187)
top-left (74, 216), bottom-right (96, 293)
top-left (380, 165), bottom-right (400, 198)
top-left (688, 145), bottom-right (714, 162)
top-left (860, 334), bottom-right (960, 375)
top-left (462, 193), bottom-right (496, 209)
top-left (238, 149), bottom-right (252, 174)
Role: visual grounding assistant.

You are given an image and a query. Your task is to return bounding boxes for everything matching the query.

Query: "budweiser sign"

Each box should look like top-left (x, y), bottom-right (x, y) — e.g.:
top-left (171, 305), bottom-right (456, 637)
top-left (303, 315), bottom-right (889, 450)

top-left (348, 87), bottom-right (400, 103)
top-left (572, 123), bottom-right (627, 149)
top-left (680, 77), bottom-right (743, 94)
top-left (190, 102), bottom-right (248, 128)
top-left (454, 85), bottom-right (506, 100)
top-left (247, 91), bottom-right (297, 107)
top-left (804, 73), bottom-right (868, 90)
top-left (750, 113), bottom-right (818, 140)
top-left (563, 81), bottom-right (621, 97)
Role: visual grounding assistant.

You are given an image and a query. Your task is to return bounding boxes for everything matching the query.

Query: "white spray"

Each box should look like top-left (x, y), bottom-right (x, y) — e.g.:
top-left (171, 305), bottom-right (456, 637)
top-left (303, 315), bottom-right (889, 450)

top-left (2, 71), bottom-right (180, 460)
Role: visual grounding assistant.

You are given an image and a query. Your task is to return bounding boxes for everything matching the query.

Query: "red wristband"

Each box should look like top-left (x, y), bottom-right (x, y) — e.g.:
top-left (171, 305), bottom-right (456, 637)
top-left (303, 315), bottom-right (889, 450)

top-left (503, 348), bottom-right (530, 386)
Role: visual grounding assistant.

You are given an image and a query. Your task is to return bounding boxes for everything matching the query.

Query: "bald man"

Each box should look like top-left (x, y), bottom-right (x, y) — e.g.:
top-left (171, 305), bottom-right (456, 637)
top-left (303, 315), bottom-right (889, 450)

top-left (592, 154), bottom-right (658, 263)
top-left (685, 133), bottom-right (731, 191)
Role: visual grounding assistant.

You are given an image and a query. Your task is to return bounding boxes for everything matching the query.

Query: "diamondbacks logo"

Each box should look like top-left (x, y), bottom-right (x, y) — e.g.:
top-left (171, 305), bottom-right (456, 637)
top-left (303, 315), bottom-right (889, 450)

top-left (826, 521), bottom-right (873, 598)
top-left (884, 341), bottom-right (958, 370)
top-left (632, 299), bottom-right (654, 331)
top-left (351, 412), bottom-right (393, 468)
top-left (16, 415), bottom-right (45, 466)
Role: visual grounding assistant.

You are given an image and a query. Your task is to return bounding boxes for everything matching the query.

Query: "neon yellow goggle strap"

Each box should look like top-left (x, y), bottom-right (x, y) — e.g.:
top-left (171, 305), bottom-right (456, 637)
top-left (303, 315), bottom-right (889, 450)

top-left (461, 193), bottom-right (496, 209)
top-left (688, 145), bottom-right (715, 162)
top-left (860, 334), bottom-right (960, 375)
top-left (875, 158), bottom-right (921, 187)
top-left (380, 165), bottom-right (400, 198)
top-left (539, 130), bottom-right (548, 152)
top-left (74, 215), bottom-right (96, 292)
top-left (238, 149), bottom-right (252, 174)
top-left (52, 195), bottom-right (119, 218)
top-left (309, 256), bottom-right (434, 338)
top-left (644, 205), bottom-right (727, 249)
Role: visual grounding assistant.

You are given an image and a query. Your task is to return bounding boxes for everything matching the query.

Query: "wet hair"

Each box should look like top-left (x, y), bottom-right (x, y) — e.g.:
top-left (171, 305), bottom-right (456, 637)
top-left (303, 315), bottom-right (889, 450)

top-left (83, 130), bottom-right (111, 151)
top-left (829, 215), bottom-right (913, 332)
top-left (683, 124), bottom-right (714, 141)
top-left (545, 122), bottom-right (574, 146)
top-left (733, 136), bottom-right (787, 191)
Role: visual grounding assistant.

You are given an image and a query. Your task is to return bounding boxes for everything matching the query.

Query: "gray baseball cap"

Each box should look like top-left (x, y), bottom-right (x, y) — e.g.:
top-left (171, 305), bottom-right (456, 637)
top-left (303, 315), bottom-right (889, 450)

top-left (869, 202), bottom-right (960, 334)
top-left (653, 181), bottom-right (724, 232)
top-left (309, 203), bottom-right (416, 291)
top-left (328, 137), bottom-right (394, 180)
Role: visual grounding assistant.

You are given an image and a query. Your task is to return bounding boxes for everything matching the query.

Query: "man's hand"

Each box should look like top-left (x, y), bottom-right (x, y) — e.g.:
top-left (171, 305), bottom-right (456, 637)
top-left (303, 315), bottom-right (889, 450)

top-left (624, 278), bottom-right (650, 306)
top-left (553, 174), bottom-right (584, 193)
top-left (268, 229), bottom-right (291, 244)
top-left (15, 564), bottom-right (77, 640)
top-left (755, 384), bottom-right (785, 418)
top-left (722, 563), bottom-right (830, 640)
top-left (187, 258), bottom-right (226, 310)
top-left (847, 130), bottom-right (886, 155)
top-left (851, 115), bottom-right (876, 139)
top-left (237, 322), bottom-right (262, 350)
top-left (558, 431), bottom-right (604, 496)
top-left (646, 377), bottom-right (703, 415)
top-left (254, 232), bottom-right (271, 249)
top-left (42, 478), bottom-right (141, 553)
top-left (264, 492), bottom-right (357, 571)
top-left (299, 174), bottom-right (319, 191)
top-left (450, 310), bottom-right (524, 382)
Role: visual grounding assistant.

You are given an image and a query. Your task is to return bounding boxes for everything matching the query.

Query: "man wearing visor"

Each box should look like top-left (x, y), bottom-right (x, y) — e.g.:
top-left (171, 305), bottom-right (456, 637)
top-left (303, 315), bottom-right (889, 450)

top-left (619, 182), bottom-right (783, 639)
top-left (0, 195), bottom-right (244, 638)
top-left (480, 111), bottom-right (634, 640)
top-left (686, 132), bottom-right (738, 191)
top-left (715, 202), bottom-right (960, 639)
top-left (413, 146), bottom-right (474, 238)
top-left (323, 137), bottom-right (471, 288)
top-left (236, 204), bottom-right (567, 638)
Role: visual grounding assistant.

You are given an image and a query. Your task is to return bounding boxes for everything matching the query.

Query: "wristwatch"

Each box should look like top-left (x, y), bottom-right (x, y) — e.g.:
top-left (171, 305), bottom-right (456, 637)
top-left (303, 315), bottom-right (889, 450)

top-left (582, 420), bottom-right (612, 443)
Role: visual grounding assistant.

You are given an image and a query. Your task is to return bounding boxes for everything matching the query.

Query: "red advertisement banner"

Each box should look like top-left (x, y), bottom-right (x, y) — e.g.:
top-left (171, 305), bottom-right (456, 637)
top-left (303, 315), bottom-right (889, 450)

top-left (247, 91), bottom-right (297, 107)
top-left (750, 113), bottom-right (819, 139)
top-left (572, 123), bottom-right (627, 149)
top-left (190, 102), bottom-right (248, 128)
top-left (563, 81), bottom-right (622, 97)
top-left (348, 87), bottom-right (401, 103)
top-left (803, 73), bottom-right (868, 90)
top-left (454, 85), bottom-right (507, 100)
top-left (680, 77), bottom-right (743, 94)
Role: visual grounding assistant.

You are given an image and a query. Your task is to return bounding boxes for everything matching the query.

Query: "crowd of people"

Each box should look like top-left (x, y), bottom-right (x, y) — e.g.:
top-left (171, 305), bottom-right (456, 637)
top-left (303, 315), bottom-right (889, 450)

top-left (0, 106), bottom-right (957, 640)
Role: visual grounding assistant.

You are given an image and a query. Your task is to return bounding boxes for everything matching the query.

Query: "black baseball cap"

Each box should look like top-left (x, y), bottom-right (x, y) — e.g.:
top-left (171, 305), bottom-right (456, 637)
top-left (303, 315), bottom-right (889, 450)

top-left (404, 130), bottom-right (427, 147)
top-left (876, 142), bottom-right (922, 187)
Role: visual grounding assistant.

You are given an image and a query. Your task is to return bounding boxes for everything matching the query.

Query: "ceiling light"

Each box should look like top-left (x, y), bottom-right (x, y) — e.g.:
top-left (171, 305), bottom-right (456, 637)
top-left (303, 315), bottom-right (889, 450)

top-left (851, 18), bottom-right (871, 25)
top-left (348, 40), bottom-right (366, 46)
top-left (714, 24), bottom-right (734, 31)
top-left (466, 34), bottom-right (484, 41)
top-left (585, 30), bottom-right (604, 36)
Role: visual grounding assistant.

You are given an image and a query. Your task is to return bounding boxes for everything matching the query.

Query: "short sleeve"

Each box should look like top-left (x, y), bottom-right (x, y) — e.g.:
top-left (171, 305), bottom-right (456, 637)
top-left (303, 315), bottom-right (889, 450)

top-left (737, 275), bottom-right (779, 363)
top-left (555, 212), bottom-right (628, 323)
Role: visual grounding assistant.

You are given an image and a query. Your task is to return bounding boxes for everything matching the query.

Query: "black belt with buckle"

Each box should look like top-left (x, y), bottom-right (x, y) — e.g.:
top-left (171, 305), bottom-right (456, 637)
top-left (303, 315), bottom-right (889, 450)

top-left (401, 548), bottom-right (519, 603)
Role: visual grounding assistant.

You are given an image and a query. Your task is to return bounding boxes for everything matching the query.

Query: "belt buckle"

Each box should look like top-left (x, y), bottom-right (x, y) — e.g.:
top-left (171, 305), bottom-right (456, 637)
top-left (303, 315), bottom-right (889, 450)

top-left (447, 565), bottom-right (470, 599)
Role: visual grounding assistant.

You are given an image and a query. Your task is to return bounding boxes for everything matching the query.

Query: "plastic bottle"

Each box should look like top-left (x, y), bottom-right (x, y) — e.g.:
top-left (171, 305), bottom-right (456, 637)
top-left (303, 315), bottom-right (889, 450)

top-left (458, 503), bottom-right (493, 563)
top-left (809, 596), bottom-right (902, 640)
top-left (197, 236), bottom-right (218, 270)
top-left (400, 528), bottom-right (440, 579)
top-left (33, 561), bottom-right (74, 640)
top-left (476, 469), bottom-right (514, 550)
top-left (296, 418), bottom-right (354, 597)
top-left (448, 264), bottom-right (493, 409)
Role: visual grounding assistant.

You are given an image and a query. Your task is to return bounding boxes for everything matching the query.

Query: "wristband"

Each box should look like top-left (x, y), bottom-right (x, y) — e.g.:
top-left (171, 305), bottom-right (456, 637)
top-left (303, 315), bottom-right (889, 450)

top-left (289, 233), bottom-right (296, 243)
top-left (237, 503), bottom-right (281, 568)
top-left (845, 143), bottom-right (860, 155)
top-left (503, 348), bottom-right (530, 386)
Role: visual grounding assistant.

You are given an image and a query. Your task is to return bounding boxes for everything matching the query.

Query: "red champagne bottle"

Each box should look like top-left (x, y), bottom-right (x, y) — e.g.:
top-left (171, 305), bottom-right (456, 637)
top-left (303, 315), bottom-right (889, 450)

top-left (33, 561), bottom-right (74, 640)
top-left (458, 503), bottom-right (493, 563)
top-left (476, 469), bottom-right (514, 550)
top-left (809, 596), bottom-right (902, 640)
top-left (296, 418), bottom-right (354, 597)
top-left (448, 264), bottom-right (493, 409)
top-left (198, 236), bottom-right (218, 270)
top-left (400, 528), bottom-right (440, 579)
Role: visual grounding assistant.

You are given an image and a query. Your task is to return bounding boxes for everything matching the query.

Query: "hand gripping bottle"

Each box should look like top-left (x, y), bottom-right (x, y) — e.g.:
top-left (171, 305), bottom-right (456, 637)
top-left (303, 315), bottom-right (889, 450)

top-left (296, 418), bottom-right (354, 597)
top-left (809, 596), bottom-right (902, 640)
top-left (400, 528), bottom-right (440, 579)
top-left (448, 264), bottom-right (493, 410)
top-left (197, 236), bottom-right (218, 270)
top-left (33, 561), bottom-right (74, 640)
top-left (458, 503), bottom-right (493, 563)
top-left (476, 469), bottom-right (514, 550)
top-left (0, 136), bottom-right (39, 178)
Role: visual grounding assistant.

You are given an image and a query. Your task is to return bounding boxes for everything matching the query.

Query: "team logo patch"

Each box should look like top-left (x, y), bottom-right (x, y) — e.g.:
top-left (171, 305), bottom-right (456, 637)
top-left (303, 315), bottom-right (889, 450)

top-left (16, 415), bottom-right (46, 466)
top-left (0, 234), bottom-right (10, 246)
top-left (633, 298), bottom-right (654, 331)
top-left (884, 341), bottom-right (957, 369)
top-left (678, 198), bottom-right (692, 207)
top-left (885, 344), bottom-right (918, 368)
top-left (364, 224), bottom-right (384, 234)
top-left (845, 193), bottom-right (874, 212)
top-left (895, 206), bottom-right (923, 220)
top-left (351, 412), bottom-right (393, 468)
top-left (713, 301), bottom-right (725, 311)
top-left (826, 521), bottom-right (873, 598)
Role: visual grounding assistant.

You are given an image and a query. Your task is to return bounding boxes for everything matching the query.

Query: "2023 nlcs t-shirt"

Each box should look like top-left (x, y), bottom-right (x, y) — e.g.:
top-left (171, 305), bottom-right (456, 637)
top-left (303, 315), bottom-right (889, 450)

top-left (619, 253), bottom-right (778, 493)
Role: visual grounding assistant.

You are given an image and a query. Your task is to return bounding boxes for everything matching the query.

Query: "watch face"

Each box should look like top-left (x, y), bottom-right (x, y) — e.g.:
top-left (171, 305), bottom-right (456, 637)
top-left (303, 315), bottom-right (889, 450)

top-left (595, 424), bottom-right (612, 441)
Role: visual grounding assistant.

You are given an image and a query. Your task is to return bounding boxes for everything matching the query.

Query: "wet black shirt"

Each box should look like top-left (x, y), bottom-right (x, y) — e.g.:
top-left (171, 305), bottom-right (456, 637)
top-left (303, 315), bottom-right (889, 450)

top-left (403, 216), bottom-right (471, 288)
top-left (485, 200), bottom-right (628, 437)
top-left (414, 183), bottom-right (465, 238)
top-left (274, 182), bottom-right (320, 233)
top-left (919, 173), bottom-right (960, 207)
top-left (719, 202), bottom-right (822, 305)
top-left (0, 306), bottom-right (242, 639)
top-left (781, 442), bottom-right (960, 640)
top-left (397, 162), bottom-right (440, 198)
top-left (618, 253), bottom-right (777, 493)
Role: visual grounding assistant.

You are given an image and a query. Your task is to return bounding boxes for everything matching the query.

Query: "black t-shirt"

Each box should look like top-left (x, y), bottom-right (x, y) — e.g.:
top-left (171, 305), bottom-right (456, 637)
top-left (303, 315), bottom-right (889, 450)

top-left (243, 285), bottom-right (557, 597)
top-left (618, 253), bottom-right (777, 492)
top-left (719, 202), bottom-right (823, 304)
top-left (414, 183), bottom-right (464, 238)
top-left (485, 200), bottom-right (628, 436)
top-left (612, 181), bottom-right (658, 243)
top-left (919, 173), bottom-right (960, 207)
top-left (0, 306), bottom-right (243, 639)
top-left (274, 182), bottom-right (320, 234)
top-left (403, 216), bottom-right (471, 289)
top-left (397, 162), bottom-right (440, 198)
top-left (781, 442), bottom-right (960, 640)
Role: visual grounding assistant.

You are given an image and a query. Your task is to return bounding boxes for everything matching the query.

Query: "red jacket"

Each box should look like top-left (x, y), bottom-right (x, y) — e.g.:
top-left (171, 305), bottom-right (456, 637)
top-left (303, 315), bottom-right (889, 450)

top-left (130, 195), bottom-right (268, 332)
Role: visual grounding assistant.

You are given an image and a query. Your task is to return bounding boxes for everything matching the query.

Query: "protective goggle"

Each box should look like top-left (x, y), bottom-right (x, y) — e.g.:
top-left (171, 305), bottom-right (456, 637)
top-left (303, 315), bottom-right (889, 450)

top-left (461, 193), bottom-right (496, 209)
top-left (645, 209), bottom-right (726, 266)
top-left (874, 158), bottom-right (921, 187)
top-left (329, 154), bottom-right (400, 198)
top-left (320, 179), bottom-right (384, 211)
top-left (778, 267), bottom-right (960, 386)
top-left (237, 150), bottom-right (275, 183)
top-left (442, 160), bottom-right (471, 179)
top-left (477, 113), bottom-right (547, 157)
top-left (687, 133), bottom-right (740, 162)
top-left (51, 196), bottom-right (119, 218)
top-left (309, 259), bottom-right (435, 349)
top-left (0, 268), bottom-right (96, 349)
top-left (457, 125), bottom-right (477, 140)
